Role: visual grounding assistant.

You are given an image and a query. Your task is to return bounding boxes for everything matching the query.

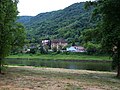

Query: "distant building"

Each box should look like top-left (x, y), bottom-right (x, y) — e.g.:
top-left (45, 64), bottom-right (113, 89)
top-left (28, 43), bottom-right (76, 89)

top-left (42, 40), bottom-right (50, 46)
top-left (51, 39), bottom-right (68, 50)
top-left (67, 46), bottom-right (86, 52)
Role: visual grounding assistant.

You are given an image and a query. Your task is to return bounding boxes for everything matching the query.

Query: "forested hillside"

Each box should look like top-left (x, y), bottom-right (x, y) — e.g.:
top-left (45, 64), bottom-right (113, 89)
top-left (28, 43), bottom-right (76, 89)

top-left (17, 2), bottom-right (95, 44)
top-left (17, 16), bottom-right (33, 25)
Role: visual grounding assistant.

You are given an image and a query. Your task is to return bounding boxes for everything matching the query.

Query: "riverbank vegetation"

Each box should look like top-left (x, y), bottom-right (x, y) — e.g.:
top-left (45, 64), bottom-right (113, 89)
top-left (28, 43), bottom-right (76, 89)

top-left (7, 53), bottom-right (111, 61)
top-left (6, 53), bottom-right (112, 71)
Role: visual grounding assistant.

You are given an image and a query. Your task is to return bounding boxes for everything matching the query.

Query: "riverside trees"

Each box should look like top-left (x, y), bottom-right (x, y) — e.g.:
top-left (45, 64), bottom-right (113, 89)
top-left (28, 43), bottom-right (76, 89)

top-left (83, 0), bottom-right (120, 77)
top-left (0, 0), bottom-right (25, 74)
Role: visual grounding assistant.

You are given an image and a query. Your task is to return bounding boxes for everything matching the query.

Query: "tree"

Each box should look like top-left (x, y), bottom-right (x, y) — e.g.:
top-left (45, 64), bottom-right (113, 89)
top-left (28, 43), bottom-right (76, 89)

top-left (80, 28), bottom-right (102, 54)
top-left (0, 0), bottom-right (25, 74)
top-left (84, 42), bottom-right (101, 55)
top-left (86, 0), bottom-right (120, 77)
top-left (11, 23), bottom-right (26, 54)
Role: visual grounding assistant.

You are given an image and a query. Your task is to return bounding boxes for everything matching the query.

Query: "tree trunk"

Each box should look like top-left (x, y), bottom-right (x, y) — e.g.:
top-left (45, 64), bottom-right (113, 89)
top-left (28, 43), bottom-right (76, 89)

top-left (0, 58), bottom-right (2, 74)
top-left (117, 42), bottom-right (120, 77)
top-left (117, 63), bottom-right (120, 77)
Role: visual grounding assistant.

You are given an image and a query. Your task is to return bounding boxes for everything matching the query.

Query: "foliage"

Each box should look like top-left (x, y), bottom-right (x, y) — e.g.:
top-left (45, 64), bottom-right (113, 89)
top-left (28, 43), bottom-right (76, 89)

top-left (17, 2), bottom-right (95, 43)
top-left (86, 0), bottom-right (120, 77)
top-left (83, 42), bottom-right (101, 55)
top-left (39, 46), bottom-right (48, 54)
top-left (0, 0), bottom-right (25, 73)
top-left (80, 28), bottom-right (102, 55)
top-left (17, 16), bottom-right (33, 25)
top-left (11, 23), bottom-right (26, 54)
top-left (30, 48), bottom-right (36, 54)
top-left (0, 0), bottom-right (17, 58)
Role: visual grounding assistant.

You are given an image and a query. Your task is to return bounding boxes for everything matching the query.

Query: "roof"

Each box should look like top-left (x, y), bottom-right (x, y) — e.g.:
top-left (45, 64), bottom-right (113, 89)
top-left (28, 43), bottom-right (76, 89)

top-left (73, 46), bottom-right (85, 49)
top-left (51, 39), bottom-right (67, 43)
top-left (67, 47), bottom-right (77, 51)
top-left (42, 40), bottom-right (50, 43)
top-left (67, 46), bottom-right (86, 52)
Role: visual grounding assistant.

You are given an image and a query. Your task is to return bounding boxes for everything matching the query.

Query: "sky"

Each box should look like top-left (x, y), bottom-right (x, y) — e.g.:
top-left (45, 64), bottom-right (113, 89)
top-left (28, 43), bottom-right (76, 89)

top-left (18, 0), bottom-right (93, 16)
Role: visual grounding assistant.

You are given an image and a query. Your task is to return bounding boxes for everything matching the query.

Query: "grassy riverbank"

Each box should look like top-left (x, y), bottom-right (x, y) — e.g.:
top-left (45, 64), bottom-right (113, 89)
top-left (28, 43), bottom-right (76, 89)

top-left (6, 54), bottom-right (112, 71)
top-left (7, 54), bottom-right (111, 61)
top-left (0, 66), bottom-right (119, 90)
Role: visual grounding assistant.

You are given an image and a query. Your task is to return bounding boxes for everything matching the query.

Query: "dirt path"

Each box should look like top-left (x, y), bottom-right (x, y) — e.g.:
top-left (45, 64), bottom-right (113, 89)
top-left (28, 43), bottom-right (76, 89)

top-left (0, 66), bottom-right (120, 90)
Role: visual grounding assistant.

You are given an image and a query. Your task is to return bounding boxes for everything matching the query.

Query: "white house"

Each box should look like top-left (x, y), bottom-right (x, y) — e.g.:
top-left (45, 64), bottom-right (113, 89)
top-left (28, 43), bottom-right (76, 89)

top-left (67, 46), bottom-right (77, 52)
top-left (42, 40), bottom-right (50, 46)
top-left (67, 46), bottom-right (86, 52)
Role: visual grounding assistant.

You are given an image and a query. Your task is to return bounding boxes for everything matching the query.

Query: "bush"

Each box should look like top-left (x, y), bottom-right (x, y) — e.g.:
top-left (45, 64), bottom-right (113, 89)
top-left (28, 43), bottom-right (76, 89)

top-left (52, 47), bottom-right (57, 52)
top-left (39, 46), bottom-right (48, 54)
top-left (30, 48), bottom-right (37, 54)
top-left (84, 42), bottom-right (102, 55)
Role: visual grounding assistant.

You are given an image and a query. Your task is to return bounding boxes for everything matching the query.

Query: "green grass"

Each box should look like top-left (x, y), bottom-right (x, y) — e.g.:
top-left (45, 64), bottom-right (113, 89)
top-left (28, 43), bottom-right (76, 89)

top-left (7, 54), bottom-right (112, 61)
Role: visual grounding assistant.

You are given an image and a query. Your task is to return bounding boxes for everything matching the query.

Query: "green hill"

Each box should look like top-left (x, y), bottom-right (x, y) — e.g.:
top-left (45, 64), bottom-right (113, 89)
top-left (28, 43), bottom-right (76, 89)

top-left (17, 16), bottom-right (33, 25)
top-left (17, 2), bottom-right (94, 44)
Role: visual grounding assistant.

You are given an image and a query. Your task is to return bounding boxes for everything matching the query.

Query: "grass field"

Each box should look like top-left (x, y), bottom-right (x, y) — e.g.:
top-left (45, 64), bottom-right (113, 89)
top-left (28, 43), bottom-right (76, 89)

top-left (7, 54), bottom-right (111, 61)
top-left (0, 66), bottom-right (119, 90)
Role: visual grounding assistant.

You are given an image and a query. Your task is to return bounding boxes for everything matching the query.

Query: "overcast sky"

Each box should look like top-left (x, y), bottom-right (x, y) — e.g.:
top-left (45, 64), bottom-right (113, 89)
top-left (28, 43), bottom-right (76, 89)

top-left (18, 0), bottom-right (93, 16)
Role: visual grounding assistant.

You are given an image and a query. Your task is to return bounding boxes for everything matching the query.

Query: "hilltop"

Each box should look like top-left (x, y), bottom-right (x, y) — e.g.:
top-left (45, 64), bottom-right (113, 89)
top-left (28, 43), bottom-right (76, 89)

top-left (17, 2), bottom-right (94, 44)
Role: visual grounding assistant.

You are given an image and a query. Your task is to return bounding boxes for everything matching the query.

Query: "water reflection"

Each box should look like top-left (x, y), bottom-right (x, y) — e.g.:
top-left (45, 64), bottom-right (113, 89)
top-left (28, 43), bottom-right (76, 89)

top-left (5, 58), bottom-right (112, 71)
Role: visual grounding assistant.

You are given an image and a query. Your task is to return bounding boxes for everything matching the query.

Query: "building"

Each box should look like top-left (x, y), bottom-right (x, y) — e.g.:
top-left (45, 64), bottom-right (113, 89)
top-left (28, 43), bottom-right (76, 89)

top-left (67, 46), bottom-right (86, 52)
top-left (42, 40), bottom-right (50, 46)
top-left (51, 39), bottom-right (68, 50)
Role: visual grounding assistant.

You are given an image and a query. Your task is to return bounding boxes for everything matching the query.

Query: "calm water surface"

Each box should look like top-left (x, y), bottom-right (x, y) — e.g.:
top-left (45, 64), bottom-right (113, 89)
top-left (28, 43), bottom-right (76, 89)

top-left (5, 58), bottom-right (112, 71)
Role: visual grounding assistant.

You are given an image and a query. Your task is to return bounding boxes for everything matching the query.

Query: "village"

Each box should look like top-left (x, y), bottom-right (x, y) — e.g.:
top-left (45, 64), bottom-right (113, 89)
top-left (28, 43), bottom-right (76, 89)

top-left (22, 39), bottom-right (86, 54)
top-left (0, 0), bottom-right (120, 90)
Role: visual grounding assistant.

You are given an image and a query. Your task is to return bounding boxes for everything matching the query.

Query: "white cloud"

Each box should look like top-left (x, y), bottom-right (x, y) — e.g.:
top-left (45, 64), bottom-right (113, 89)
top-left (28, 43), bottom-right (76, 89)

top-left (18, 0), bottom-right (92, 16)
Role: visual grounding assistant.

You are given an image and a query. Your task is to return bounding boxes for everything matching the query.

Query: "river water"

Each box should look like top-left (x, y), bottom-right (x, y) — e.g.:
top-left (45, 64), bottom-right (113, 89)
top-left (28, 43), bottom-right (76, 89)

top-left (5, 58), bottom-right (112, 71)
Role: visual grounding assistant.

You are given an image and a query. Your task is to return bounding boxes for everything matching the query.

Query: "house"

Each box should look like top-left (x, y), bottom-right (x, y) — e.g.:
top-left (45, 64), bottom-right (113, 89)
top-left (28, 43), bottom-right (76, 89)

top-left (67, 46), bottom-right (86, 52)
top-left (42, 40), bottom-right (50, 46)
top-left (51, 39), bottom-right (68, 50)
top-left (66, 46), bottom-right (77, 52)
top-left (41, 40), bottom-right (51, 49)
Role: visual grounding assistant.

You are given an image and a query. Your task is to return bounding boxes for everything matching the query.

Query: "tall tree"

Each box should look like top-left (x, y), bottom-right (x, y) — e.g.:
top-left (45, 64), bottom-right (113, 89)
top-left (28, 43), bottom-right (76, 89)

top-left (86, 0), bottom-right (120, 77)
top-left (0, 0), bottom-right (25, 74)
